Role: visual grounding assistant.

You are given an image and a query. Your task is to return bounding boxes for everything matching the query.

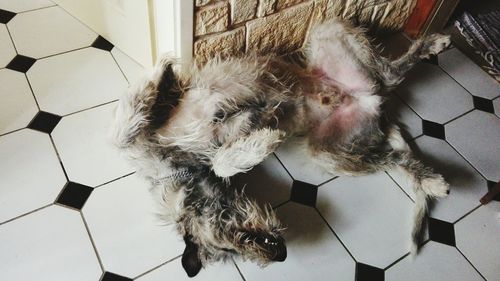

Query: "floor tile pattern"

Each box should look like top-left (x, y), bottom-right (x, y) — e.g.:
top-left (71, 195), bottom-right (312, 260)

top-left (0, 2), bottom-right (499, 280)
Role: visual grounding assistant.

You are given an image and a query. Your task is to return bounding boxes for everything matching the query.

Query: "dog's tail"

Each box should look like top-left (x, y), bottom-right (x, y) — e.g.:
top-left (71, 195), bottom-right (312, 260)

top-left (399, 159), bottom-right (449, 256)
top-left (410, 188), bottom-right (427, 255)
top-left (387, 126), bottom-right (449, 255)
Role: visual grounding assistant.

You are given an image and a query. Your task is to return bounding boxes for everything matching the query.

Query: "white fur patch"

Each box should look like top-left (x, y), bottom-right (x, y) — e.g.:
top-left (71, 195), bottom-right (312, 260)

top-left (388, 126), bottom-right (409, 151)
top-left (357, 94), bottom-right (382, 116)
top-left (212, 128), bottom-right (286, 177)
top-left (421, 176), bottom-right (449, 198)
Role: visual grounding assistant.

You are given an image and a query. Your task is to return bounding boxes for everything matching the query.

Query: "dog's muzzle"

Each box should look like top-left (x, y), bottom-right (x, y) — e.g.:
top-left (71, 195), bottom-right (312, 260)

top-left (256, 235), bottom-right (287, 262)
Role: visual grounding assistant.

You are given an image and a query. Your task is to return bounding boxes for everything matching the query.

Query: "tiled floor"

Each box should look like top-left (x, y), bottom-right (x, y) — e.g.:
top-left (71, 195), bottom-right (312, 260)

top-left (0, 2), bottom-right (499, 281)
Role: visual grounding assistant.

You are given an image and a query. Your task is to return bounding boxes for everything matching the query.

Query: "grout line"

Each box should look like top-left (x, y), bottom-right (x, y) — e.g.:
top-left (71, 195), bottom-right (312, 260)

top-left (94, 172), bottom-right (136, 189)
top-left (313, 207), bottom-right (357, 262)
top-left (383, 252), bottom-right (409, 270)
top-left (444, 138), bottom-right (492, 183)
top-left (392, 89), bottom-right (426, 122)
top-left (452, 204), bottom-right (482, 225)
top-left (80, 212), bottom-right (106, 273)
top-left (272, 152), bottom-right (295, 181)
top-left (0, 203), bottom-right (52, 226)
top-left (62, 99), bottom-right (119, 118)
top-left (385, 171), bottom-right (415, 203)
top-left (133, 255), bottom-right (182, 280)
top-left (36, 45), bottom-right (91, 61)
top-left (109, 48), bottom-right (131, 84)
top-left (442, 108), bottom-right (474, 126)
top-left (273, 200), bottom-right (290, 210)
top-left (383, 239), bottom-right (431, 271)
top-left (48, 135), bottom-right (70, 181)
top-left (14, 5), bottom-right (57, 14)
top-left (317, 176), bottom-right (339, 188)
top-left (4, 24), bottom-right (19, 54)
top-left (24, 73), bottom-right (41, 110)
top-left (231, 258), bottom-right (247, 281)
top-left (455, 246), bottom-right (488, 281)
top-left (0, 127), bottom-right (25, 137)
top-left (438, 62), bottom-right (481, 100)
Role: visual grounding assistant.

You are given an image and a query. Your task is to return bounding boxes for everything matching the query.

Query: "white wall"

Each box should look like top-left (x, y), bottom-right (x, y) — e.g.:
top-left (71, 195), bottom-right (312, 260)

top-left (53, 0), bottom-right (155, 67)
top-left (53, 0), bottom-right (193, 67)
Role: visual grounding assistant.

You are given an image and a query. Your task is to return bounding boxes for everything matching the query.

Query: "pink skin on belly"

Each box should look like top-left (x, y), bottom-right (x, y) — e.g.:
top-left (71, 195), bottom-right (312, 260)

top-left (308, 68), bottom-right (377, 143)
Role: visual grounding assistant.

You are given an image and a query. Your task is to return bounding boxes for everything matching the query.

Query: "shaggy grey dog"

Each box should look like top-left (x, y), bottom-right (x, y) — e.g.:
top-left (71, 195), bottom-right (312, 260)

top-left (112, 18), bottom-right (450, 277)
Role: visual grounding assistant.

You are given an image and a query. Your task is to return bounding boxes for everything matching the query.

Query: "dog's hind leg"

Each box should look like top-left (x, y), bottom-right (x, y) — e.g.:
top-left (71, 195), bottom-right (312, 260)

top-left (375, 34), bottom-right (451, 89)
top-left (308, 19), bottom-right (451, 90)
top-left (385, 126), bottom-right (449, 254)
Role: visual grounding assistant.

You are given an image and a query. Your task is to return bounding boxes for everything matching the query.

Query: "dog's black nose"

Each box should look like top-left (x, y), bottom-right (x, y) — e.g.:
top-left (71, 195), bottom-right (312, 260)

top-left (272, 244), bottom-right (287, 262)
top-left (270, 238), bottom-right (287, 262)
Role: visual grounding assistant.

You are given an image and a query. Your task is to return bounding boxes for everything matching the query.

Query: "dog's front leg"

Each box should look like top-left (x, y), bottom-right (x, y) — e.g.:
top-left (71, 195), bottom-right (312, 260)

top-left (211, 128), bottom-right (286, 178)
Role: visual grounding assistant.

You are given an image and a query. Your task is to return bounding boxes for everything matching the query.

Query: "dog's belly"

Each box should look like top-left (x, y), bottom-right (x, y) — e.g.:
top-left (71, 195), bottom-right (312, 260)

top-left (305, 77), bottom-right (381, 145)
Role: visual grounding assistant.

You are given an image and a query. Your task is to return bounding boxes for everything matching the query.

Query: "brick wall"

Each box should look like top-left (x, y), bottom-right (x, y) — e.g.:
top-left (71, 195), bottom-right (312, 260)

top-left (193, 0), bottom-right (417, 64)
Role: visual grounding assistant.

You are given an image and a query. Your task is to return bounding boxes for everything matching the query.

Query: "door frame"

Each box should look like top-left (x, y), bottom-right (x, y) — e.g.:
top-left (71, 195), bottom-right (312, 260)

top-left (150, 0), bottom-right (193, 66)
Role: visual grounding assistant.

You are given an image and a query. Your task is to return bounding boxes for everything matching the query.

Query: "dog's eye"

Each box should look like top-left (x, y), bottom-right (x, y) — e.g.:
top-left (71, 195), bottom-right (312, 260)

top-left (214, 110), bottom-right (225, 122)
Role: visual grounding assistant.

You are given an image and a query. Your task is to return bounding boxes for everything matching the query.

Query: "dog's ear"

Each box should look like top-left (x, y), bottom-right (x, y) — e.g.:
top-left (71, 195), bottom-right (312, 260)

top-left (181, 235), bottom-right (202, 277)
top-left (149, 56), bottom-right (182, 130)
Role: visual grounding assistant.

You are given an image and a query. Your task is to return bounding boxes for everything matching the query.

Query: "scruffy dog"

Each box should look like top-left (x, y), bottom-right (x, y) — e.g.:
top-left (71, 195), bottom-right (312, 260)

top-left (112, 18), bottom-right (450, 277)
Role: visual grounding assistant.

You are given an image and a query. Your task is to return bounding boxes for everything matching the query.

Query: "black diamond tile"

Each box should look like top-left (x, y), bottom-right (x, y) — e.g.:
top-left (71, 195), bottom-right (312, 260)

top-left (27, 111), bottom-right (62, 134)
top-left (6, 55), bottom-right (36, 73)
top-left (472, 96), bottom-right (494, 113)
top-left (56, 182), bottom-right (93, 210)
top-left (487, 181), bottom-right (500, 202)
top-left (101, 272), bottom-right (132, 281)
top-left (422, 119), bottom-right (445, 140)
top-left (92, 35), bottom-right (114, 51)
top-left (0, 9), bottom-right (16, 24)
top-left (290, 180), bottom-right (317, 207)
top-left (356, 262), bottom-right (384, 281)
top-left (428, 217), bottom-right (455, 246)
top-left (422, 54), bottom-right (439, 65)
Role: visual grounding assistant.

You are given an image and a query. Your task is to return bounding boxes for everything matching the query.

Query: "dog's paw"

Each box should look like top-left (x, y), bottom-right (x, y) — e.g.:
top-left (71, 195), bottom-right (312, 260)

top-left (420, 34), bottom-right (451, 59)
top-left (421, 175), bottom-right (450, 198)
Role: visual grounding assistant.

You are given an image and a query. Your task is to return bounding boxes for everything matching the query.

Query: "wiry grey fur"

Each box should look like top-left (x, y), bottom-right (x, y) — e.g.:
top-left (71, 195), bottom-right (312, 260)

top-left (112, 18), bottom-right (451, 277)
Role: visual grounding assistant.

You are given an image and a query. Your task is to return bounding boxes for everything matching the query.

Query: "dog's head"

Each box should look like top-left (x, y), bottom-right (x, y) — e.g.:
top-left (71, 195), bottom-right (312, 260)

top-left (180, 190), bottom-right (287, 277)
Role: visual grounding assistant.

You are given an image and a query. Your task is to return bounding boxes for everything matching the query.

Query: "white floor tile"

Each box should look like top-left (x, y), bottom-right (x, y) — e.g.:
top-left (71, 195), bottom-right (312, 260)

top-left (317, 173), bottom-right (414, 268)
top-left (232, 154), bottom-right (292, 207)
top-left (386, 241), bottom-right (483, 281)
top-left (137, 258), bottom-right (243, 281)
top-left (455, 202), bottom-right (500, 281)
top-left (386, 94), bottom-right (422, 138)
top-left (446, 110), bottom-right (500, 182)
top-left (28, 47), bottom-right (128, 116)
top-left (388, 136), bottom-right (487, 223)
top-left (493, 97), bottom-right (500, 118)
top-left (83, 174), bottom-right (183, 278)
top-left (51, 102), bottom-right (134, 187)
top-left (0, 69), bottom-right (38, 135)
top-left (111, 47), bottom-right (145, 84)
top-left (236, 202), bottom-right (355, 281)
top-left (7, 6), bottom-right (96, 58)
top-left (439, 48), bottom-right (500, 99)
top-left (0, 205), bottom-right (102, 281)
top-left (0, 25), bottom-right (16, 68)
top-left (0, 129), bottom-right (66, 223)
top-left (275, 137), bottom-right (334, 185)
top-left (0, 0), bottom-right (55, 13)
top-left (398, 63), bottom-right (473, 124)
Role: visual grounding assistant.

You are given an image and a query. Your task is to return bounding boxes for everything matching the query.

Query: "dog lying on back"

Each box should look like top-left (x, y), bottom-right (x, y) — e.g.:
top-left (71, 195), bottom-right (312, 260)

top-left (112, 18), bottom-right (450, 277)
